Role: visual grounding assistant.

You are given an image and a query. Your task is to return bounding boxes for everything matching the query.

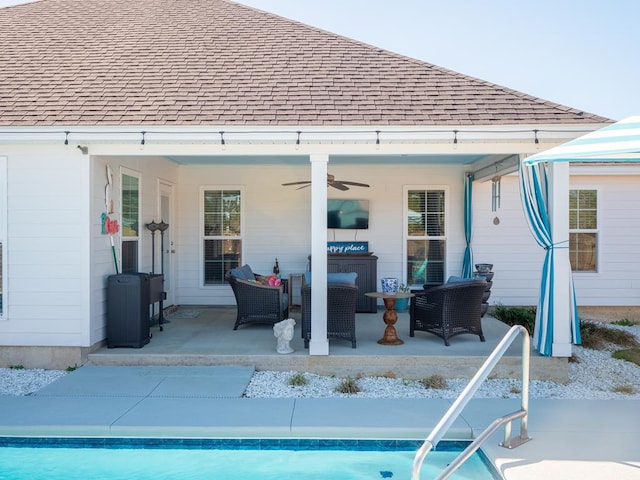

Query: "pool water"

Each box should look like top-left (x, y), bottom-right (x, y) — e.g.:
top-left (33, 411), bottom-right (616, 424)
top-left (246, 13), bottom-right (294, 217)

top-left (0, 439), bottom-right (500, 479)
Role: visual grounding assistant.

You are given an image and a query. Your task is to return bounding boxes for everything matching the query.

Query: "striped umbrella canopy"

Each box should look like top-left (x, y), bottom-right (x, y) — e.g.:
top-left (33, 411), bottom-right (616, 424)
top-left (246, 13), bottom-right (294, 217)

top-left (523, 116), bottom-right (640, 165)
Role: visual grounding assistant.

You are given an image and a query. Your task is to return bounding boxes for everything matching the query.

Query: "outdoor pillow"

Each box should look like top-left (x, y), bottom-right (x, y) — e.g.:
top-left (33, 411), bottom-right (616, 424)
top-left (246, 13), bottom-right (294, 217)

top-left (230, 264), bottom-right (255, 281)
top-left (446, 275), bottom-right (469, 284)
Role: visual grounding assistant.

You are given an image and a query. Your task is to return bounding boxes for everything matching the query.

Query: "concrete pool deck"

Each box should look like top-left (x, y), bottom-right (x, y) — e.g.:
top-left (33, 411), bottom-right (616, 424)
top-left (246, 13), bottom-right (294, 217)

top-left (0, 365), bottom-right (638, 479)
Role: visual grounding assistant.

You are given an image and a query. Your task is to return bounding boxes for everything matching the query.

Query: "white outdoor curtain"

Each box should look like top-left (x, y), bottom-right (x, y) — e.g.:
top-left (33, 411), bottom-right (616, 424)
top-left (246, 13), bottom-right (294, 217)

top-left (461, 173), bottom-right (474, 278)
top-left (519, 161), bottom-right (581, 356)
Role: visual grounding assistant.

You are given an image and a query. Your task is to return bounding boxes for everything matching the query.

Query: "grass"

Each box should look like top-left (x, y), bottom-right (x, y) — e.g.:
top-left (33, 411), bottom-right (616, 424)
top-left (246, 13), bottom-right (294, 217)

top-left (420, 374), bottom-right (447, 390)
top-left (288, 372), bottom-right (308, 387)
top-left (611, 384), bottom-right (636, 395)
top-left (579, 321), bottom-right (639, 350)
top-left (610, 318), bottom-right (640, 327)
top-left (335, 377), bottom-right (361, 394)
top-left (612, 347), bottom-right (640, 367)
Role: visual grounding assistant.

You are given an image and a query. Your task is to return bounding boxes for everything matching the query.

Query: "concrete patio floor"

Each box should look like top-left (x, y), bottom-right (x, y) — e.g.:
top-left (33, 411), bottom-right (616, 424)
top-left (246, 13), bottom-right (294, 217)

top-left (87, 306), bottom-right (568, 381)
top-left (0, 365), bottom-right (637, 480)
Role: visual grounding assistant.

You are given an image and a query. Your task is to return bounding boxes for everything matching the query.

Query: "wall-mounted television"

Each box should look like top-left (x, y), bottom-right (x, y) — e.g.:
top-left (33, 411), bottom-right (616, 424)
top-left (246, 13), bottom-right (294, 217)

top-left (327, 199), bottom-right (369, 229)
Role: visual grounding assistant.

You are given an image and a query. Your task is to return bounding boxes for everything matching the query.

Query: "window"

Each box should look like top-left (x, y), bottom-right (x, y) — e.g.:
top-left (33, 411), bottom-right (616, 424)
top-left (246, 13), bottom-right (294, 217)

top-left (121, 171), bottom-right (140, 273)
top-left (569, 189), bottom-right (597, 272)
top-left (406, 189), bottom-right (446, 287)
top-left (202, 189), bottom-right (242, 285)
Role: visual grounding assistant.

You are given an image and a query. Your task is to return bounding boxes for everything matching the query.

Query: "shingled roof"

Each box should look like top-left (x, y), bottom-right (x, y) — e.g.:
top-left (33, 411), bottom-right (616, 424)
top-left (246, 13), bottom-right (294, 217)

top-left (0, 0), bottom-right (608, 127)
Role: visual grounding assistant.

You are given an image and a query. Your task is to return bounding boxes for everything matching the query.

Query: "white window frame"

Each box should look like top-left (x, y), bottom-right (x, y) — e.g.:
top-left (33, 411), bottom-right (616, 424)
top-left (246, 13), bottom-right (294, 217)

top-left (569, 187), bottom-right (599, 273)
top-left (403, 185), bottom-right (448, 289)
top-left (200, 186), bottom-right (244, 287)
top-left (120, 168), bottom-right (141, 273)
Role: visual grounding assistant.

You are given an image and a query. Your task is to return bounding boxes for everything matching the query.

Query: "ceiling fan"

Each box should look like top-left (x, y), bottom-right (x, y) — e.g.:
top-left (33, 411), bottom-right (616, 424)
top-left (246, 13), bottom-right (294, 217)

top-left (282, 174), bottom-right (369, 191)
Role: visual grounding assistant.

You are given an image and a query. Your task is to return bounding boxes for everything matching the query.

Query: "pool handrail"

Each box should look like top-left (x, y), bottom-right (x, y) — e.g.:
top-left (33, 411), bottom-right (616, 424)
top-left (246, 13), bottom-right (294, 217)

top-left (411, 325), bottom-right (532, 480)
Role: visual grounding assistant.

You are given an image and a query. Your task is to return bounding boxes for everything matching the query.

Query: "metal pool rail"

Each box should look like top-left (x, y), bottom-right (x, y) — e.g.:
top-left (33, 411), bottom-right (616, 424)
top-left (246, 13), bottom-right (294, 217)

top-left (412, 325), bottom-right (532, 480)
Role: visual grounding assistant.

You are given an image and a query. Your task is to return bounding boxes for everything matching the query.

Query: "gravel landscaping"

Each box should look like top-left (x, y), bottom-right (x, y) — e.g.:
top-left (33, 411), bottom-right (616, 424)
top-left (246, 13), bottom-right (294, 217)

top-left (1, 323), bottom-right (638, 400)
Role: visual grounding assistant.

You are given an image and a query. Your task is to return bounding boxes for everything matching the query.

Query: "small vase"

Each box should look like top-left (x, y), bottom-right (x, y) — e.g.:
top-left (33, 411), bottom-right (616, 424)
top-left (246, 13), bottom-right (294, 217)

top-left (381, 278), bottom-right (399, 294)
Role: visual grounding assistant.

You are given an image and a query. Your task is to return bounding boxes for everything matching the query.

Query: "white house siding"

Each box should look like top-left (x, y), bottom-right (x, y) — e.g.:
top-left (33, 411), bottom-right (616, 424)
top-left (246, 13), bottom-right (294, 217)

top-left (0, 146), bottom-right (90, 348)
top-left (472, 169), bottom-right (640, 308)
top-left (90, 155), bottom-right (179, 346)
top-left (472, 175), bottom-right (543, 306)
top-left (174, 162), bottom-right (469, 306)
top-left (569, 172), bottom-right (640, 306)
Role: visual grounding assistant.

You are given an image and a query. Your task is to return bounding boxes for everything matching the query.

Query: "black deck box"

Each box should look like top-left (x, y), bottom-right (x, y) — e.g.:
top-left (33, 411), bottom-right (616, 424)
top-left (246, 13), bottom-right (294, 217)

top-left (107, 273), bottom-right (152, 348)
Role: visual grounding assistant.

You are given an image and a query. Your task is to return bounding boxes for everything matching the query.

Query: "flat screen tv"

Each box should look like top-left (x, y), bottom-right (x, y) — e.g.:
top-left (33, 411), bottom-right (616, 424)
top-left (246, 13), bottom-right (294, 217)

top-left (327, 199), bottom-right (369, 229)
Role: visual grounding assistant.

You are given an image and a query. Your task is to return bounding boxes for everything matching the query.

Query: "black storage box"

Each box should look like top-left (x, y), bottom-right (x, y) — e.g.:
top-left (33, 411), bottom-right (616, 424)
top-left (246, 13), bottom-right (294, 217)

top-left (107, 273), bottom-right (152, 348)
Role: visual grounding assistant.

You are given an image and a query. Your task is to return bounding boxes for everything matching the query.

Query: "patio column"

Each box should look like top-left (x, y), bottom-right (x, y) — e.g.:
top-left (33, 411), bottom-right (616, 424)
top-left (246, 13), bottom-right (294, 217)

top-left (548, 161), bottom-right (573, 357)
top-left (309, 154), bottom-right (329, 355)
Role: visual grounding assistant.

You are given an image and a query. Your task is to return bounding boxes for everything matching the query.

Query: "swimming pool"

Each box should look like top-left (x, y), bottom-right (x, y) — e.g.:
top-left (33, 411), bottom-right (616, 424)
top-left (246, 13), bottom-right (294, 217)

top-left (0, 438), bottom-right (500, 479)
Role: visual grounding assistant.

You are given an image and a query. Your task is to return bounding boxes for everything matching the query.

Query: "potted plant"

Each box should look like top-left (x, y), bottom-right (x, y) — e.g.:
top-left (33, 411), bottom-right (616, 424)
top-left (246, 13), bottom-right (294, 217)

top-left (395, 284), bottom-right (411, 312)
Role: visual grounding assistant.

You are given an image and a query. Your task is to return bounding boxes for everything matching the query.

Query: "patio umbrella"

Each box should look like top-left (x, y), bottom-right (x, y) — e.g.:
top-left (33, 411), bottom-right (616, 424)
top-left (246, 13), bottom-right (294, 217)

top-left (523, 116), bottom-right (640, 165)
top-left (519, 115), bottom-right (640, 356)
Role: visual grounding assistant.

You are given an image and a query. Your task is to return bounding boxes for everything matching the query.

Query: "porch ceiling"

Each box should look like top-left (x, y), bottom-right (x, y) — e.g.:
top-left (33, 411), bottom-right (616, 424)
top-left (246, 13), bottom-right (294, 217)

top-left (165, 153), bottom-right (487, 165)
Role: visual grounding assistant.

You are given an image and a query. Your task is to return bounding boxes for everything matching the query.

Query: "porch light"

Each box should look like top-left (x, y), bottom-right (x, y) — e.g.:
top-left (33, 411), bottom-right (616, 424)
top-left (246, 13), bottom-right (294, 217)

top-left (64, 131), bottom-right (69, 145)
top-left (140, 131), bottom-right (146, 145)
top-left (534, 129), bottom-right (539, 144)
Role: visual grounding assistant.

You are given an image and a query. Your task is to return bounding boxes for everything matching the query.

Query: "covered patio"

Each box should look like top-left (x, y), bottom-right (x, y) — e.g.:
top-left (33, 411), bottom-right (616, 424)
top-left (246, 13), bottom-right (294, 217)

top-left (88, 307), bottom-right (568, 382)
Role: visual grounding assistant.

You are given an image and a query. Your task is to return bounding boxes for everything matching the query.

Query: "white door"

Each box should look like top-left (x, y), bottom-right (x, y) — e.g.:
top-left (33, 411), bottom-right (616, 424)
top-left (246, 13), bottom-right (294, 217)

top-left (159, 181), bottom-right (175, 306)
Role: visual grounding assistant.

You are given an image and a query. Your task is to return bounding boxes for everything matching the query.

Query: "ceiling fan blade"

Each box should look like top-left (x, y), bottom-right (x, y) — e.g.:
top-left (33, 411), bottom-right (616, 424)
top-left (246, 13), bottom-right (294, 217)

top-left (329, 182), bottom-right (350, 191)
top-left (335, 180), bottom-right (370, 188)
top-left (296, 184), bottom-right (311, 190)
top-left (282, 181), bottom-right (312, 186)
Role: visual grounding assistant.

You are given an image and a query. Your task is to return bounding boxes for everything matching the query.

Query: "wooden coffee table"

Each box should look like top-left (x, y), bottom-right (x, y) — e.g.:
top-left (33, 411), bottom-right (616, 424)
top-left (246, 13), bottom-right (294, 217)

top-left (364, 292), bottom-right (414, 345)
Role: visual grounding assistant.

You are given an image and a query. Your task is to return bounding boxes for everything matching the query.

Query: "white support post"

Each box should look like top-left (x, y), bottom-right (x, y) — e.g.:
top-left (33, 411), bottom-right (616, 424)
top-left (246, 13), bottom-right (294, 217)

top-left (309, 154), bottom-right (329, 355)
top-left (548, 162), bottom-right (573, 357)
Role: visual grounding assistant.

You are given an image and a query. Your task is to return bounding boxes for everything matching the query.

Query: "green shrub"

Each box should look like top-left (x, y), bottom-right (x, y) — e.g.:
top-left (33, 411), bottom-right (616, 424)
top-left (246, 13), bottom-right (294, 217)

top-left (492, 305), bottom-right (537, 335)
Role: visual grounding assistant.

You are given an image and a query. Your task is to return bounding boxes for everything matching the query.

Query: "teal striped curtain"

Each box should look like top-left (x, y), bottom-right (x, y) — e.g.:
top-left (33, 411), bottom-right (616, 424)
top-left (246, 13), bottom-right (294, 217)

top-left (519, 162), bottom-right (580, 356)
top-left (461, 174), bottom-right (474, 278)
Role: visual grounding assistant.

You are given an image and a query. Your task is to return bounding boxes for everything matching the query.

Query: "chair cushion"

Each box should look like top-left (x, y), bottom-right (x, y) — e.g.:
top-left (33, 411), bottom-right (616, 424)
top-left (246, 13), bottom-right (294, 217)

top-left (329, 272), bottom-right (358, 284)
top-left (230, 264), bottom-right (255, 281)
top-left (304, 271), bottom-right (358, 284)
top-left (446, 275), bottom-right (469, 284)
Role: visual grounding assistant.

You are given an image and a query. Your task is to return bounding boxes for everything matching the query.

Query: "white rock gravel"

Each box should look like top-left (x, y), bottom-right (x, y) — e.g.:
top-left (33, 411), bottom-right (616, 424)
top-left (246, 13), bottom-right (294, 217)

top-left (1, 324), bottom-right (638, 399)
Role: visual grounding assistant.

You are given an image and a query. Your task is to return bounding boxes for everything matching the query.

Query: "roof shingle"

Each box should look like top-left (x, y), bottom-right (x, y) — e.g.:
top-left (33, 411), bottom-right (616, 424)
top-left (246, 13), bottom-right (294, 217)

top-left (0, 0), bottom-right (609, 126)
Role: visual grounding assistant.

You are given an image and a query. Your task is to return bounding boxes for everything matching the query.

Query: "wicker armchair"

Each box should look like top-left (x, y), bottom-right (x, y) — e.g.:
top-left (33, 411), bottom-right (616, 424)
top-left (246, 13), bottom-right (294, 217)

top-left (225, 266), bottom-right (288, 330)
top-left (409, 278), bottom-right (487, 346)
top-left (301, 283), bottom-right (358, 348)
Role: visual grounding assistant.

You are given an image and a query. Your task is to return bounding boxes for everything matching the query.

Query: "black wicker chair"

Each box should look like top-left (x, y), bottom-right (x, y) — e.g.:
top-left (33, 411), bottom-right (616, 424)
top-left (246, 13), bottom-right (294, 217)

top-left (225, 267), bottom-right (288, 330)
top-left (301, 283), bottom-right (358, 348)
top-left (409, 278), bottom-right (487, 346)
